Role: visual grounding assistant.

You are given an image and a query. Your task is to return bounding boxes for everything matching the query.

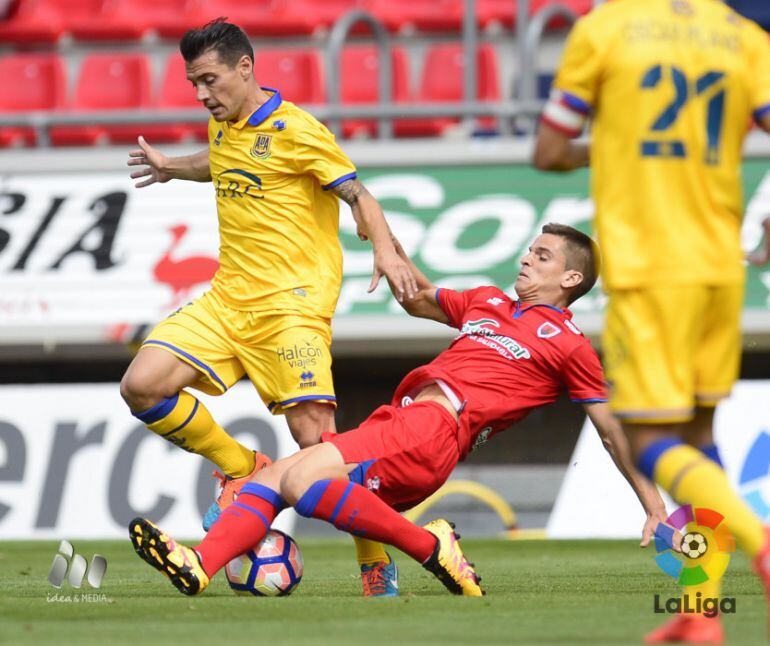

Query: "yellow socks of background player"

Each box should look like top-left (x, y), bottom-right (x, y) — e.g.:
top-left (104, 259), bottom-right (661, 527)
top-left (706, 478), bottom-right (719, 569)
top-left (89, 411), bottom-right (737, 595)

top-left (353, 536), bottom-right (390, 567)
top-left (133, 390), bottom-right (255, 478)
top-left (638, 438), bottom-right (766, 557)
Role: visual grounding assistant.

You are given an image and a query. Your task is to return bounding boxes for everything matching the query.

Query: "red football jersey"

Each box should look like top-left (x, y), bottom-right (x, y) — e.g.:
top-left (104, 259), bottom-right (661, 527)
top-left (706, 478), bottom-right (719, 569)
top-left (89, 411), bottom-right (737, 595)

top-left (392, 286), bottom-right (607, 458)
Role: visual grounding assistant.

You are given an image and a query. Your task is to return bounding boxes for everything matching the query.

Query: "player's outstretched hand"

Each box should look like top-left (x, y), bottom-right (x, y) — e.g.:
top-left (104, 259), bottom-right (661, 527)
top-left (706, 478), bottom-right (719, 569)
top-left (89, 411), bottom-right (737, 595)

top-left (641, 515), bottom-right (682, 552)
top-left (747, 217), bottom-right (770, 266)
top-left (369, 250), bottom-right (418, 302)
top-left (127, 136), bottom-right (171, 188)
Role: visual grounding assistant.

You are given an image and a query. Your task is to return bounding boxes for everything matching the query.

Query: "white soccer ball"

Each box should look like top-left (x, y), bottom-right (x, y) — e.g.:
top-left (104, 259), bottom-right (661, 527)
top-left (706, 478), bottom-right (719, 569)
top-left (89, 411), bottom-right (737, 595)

top-left (225, 529), bottom-right (303, 596)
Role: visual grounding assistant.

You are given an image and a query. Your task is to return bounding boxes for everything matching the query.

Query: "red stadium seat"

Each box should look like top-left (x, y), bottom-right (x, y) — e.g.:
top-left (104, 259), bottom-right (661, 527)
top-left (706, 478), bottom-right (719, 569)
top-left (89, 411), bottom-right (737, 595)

top-left (0, 53), bottom-right (66, 147)
top-left (69, 0), bottom-right (190, 41)
top-left (153, 53), bottom-right (210, 143)
top-left (396, 43), bottom-right (500, 137)
top-left (287, 0), bottom-right (364, 32)
top-left (339, 45), bottom-right (410, 138)
top-left (156, 0), bottom-right (313, 39)
top-left (477, 0), bottom-right (517, 29)
top-left (253, 49), bottom-right (325, 105)
top-left (369, 0), bottom-right (463, 33)
top-left (49, 54), bottom-right (152, 146)
top-left (0, 0), bottom-right (104, 44)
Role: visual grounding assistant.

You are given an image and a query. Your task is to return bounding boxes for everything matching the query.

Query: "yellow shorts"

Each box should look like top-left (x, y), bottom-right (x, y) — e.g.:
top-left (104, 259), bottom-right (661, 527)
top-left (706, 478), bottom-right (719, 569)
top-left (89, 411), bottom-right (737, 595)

top-left (603, 284), bottom-right (743, 424)
top-left (142, 291), bottom-right (336, 415)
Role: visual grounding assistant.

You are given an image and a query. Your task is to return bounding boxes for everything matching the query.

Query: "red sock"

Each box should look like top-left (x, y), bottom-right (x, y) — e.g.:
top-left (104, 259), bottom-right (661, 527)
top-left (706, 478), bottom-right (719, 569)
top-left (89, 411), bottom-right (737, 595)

top-left (195, 484), bottom-right (283, 577)
top-left (295, 479), bottom-right (437, 563)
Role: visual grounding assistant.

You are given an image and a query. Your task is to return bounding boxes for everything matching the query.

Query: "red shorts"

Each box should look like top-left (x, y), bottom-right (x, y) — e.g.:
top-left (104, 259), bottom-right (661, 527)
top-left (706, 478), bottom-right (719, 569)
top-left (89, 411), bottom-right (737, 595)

top-left (323, 401), bottom-right (461, 512)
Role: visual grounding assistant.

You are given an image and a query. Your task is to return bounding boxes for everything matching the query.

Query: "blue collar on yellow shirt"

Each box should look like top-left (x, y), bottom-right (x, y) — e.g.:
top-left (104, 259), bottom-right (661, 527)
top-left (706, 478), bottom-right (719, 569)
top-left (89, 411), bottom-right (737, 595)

top-left (247, 88), bottom-right (282, 126)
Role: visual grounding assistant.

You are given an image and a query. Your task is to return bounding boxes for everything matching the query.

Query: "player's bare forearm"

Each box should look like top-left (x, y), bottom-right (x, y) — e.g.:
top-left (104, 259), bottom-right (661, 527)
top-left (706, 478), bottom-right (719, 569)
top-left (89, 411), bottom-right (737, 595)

top-left (387, 283), bottom-right (448, 324)
top-left (334, 179), bottom-right (394, 252)
top-left (392, 238), bottom-right (433, 291)
top-left (385, 238), bottom-right (445, 321)
top-left (584, 403), bottom-right (668, 529)
top-left (533, 122), bottom-right (590, 172)
top-left (334, 178), bottom-right (418, 300)
top-left (164, 149), bottom-right (212, 182)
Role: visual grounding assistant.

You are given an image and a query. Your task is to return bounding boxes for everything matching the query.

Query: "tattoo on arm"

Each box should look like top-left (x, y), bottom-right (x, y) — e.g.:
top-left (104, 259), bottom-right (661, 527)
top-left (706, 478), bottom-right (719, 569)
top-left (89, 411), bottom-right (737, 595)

top-left (333, 178), bottom-right (369, 205)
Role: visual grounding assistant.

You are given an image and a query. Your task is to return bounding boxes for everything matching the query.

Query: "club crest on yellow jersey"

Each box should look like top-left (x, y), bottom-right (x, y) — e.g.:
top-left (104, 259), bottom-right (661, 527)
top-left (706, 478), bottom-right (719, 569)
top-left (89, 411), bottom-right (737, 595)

top-left (251, 134), bottom-right (273, 159)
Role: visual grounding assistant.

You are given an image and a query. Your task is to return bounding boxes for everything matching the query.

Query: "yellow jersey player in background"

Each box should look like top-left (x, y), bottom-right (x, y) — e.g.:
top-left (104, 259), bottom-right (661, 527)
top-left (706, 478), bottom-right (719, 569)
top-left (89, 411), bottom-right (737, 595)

top-left (534, 0), bottom-right (770, 641)
top-left (121, 18), bottom-right (416, 597)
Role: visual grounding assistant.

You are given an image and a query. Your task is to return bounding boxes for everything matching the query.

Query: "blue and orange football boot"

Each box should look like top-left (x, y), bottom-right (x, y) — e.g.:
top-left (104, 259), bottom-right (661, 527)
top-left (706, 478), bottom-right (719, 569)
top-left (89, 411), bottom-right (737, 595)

top-left (361, 554), bottom-right (399, 597)
top-left (129, 517), bottom-right (209, 596)
top-left (202, 451), bottom-right (272, 531)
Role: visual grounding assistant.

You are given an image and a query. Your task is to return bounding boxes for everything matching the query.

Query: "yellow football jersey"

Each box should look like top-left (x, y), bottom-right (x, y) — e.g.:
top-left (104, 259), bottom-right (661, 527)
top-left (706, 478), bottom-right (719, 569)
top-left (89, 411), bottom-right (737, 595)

top-left (207, 88), bottom-right (356, 317)
top-left (547, 0), bottom-right (770, 289)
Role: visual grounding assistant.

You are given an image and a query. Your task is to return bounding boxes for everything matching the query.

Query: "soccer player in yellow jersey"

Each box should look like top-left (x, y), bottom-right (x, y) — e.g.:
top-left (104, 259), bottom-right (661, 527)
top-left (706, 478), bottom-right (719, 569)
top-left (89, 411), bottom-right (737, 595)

top-left (120, 19), bottom-right (416, 597)
top-left (534, 0), bottom-right (770, 641)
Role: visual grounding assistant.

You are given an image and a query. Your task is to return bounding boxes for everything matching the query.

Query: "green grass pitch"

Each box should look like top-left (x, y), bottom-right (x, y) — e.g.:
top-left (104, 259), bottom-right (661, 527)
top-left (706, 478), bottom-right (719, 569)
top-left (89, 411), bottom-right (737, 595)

top-left (1, 538), bottom-right (766, 645)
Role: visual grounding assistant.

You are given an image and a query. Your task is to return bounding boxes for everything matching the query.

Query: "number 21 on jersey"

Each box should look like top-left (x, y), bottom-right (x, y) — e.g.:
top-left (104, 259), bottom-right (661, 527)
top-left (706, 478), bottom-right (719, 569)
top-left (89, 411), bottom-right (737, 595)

top-left (640, 64), bottom-right (726, 165)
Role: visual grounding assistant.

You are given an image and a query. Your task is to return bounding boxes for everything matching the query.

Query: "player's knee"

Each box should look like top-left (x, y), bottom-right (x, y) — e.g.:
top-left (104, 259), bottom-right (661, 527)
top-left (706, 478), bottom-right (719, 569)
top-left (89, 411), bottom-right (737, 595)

top-left (286, 404), bottom-right (333, 449)
top-left (287, 417), bottom-right (324, 449)
top-left (293, 428), bottom-right (323, 450)
top-left (120, 369), bottom-right (168, 413)
top-left (279, 465), bottom-right (311, 507)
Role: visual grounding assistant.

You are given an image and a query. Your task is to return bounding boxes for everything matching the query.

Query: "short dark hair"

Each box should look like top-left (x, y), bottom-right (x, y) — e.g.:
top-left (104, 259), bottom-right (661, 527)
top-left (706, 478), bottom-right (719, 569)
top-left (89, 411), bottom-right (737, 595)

top-left (180, 18), bottom-right (253, 68)
top-left (541, 222), bottom-right (600, 304)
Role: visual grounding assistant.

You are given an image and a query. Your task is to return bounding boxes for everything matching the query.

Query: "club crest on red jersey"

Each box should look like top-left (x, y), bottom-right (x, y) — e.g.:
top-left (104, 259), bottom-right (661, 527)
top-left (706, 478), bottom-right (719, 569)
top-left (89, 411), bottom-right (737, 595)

top-left (537, 322), bottom-right (561, 339)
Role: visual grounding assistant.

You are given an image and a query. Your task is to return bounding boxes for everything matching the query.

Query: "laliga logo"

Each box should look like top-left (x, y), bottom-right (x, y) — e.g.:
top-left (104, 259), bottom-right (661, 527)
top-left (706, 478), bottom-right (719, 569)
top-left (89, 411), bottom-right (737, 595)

top-left (652, 504), bottom-right (736, 617)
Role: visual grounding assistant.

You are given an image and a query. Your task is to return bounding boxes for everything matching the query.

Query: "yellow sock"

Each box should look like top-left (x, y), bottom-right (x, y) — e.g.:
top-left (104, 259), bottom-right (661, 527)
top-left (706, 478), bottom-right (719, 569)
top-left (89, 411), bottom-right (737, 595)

top-left (137, 390), bottom-right (255, 478)
top-left (353, 536), bottom-right (390, 566)
top-left (654, 443), bottom-right (765, 557)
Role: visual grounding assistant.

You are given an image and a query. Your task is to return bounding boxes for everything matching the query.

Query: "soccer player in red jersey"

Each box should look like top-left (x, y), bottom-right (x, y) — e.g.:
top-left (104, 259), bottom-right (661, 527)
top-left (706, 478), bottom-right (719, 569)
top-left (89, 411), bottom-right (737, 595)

top-left (128, 223), bottom-right (671, 596)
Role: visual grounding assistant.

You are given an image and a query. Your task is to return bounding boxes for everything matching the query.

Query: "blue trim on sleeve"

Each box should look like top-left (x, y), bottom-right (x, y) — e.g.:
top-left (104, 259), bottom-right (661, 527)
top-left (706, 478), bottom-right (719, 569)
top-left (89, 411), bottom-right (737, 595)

top-left (347, 459), bottom-right (376, 486)
top-left (328, 481), bottom-right (354, 524)
top-left (294, 479), bottom-right (331, 518)
top-left (570, 397), bottom-right (608, 404)
top-left (753, 104), bottom-right (770, 123)
top-left (637, 437), bottom-right (683, 480)
top-left (699, 443), bottom-right (723, 467)
top-left (134, 394), bottom-right (179, 424)
top-left (161, 398), bottom-right (199, 436)
top-left (561, 91), bottom-right (591, 115)
top-left (322, 172), bottom-right (357, 191)
top-left (142, 340), bottom-right (227, 392)
top-left (241, 483), bottom-right (286, 511)
top-left (231, 501), bottom-right (270, 530)
top-left (247, 88), bottom-right (282, 126)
